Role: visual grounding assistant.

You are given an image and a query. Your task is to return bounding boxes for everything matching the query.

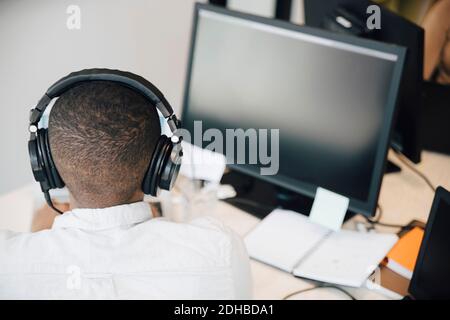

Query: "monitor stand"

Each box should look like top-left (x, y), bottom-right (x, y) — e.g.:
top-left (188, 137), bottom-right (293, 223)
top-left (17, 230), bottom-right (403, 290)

top-left (220, 168), bottom-right (356, 221)
top-left (385, 160), bottom-right (401, 174)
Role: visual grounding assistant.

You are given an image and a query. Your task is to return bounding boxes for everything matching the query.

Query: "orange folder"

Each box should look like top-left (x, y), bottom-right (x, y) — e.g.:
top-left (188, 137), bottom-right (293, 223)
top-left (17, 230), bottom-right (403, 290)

top-left (384, 227), bottom-right (424, 279)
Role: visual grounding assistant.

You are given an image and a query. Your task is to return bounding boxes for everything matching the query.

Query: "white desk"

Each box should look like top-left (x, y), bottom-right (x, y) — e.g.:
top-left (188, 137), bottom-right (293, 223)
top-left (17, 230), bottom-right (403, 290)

top-left (1, 150), bottom-right (449, 300)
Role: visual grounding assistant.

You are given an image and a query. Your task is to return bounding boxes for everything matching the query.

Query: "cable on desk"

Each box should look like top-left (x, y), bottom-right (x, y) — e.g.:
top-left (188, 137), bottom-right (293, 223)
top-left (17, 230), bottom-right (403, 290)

top-left (366, 204), bottom-right (383, 223)
top-left (391, 149), bottom-right (436, 193)
top-left (359, 204), bottom-right (409, 231)
top-left (282, 283), bottom-right (357, 300)
top-left (362, 216), bottom-right (410, 230)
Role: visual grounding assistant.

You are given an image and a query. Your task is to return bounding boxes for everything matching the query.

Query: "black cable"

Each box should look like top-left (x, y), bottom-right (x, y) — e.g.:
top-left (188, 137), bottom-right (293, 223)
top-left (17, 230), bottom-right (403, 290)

top-left (44, 191), bottom-right (63, 214)
top-left (391, 149), bottom-right (436, 192)
top-left (283, 283), bottom-right (357, 300)
top-left (360, 204), bottom-right (382, 231)
top-left (361, 148), bottom-right (436, 230)
top-left (359, 203), bottom-right (410, 231)
top-left (367, 221), bottom-right (407, 229)
top-left (365, 203), bottom-right (383, 223)
top-left (363, 216), bottom-right (409, 229)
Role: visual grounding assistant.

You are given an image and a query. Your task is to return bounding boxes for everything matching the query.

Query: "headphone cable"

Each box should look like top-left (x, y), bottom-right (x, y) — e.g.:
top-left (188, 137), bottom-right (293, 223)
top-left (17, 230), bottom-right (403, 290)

top-left (44, 191), bottom-right (63, 214)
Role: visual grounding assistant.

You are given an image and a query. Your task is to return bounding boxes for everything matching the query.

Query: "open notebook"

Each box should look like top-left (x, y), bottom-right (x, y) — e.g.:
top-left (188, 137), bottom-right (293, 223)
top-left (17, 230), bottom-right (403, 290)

top-left (245, 209), bottom-right (398, 287)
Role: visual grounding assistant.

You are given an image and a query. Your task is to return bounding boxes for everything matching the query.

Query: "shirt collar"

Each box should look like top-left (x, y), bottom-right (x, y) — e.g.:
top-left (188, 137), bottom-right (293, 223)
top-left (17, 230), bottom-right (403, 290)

top-left (52, 201), bottom-right (152, 231)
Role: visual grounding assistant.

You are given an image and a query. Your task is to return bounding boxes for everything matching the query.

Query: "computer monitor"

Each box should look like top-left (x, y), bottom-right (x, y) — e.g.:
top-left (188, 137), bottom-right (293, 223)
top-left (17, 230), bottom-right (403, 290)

top-left (304, 0), bottom-right (424, 164)
top-left (408, 187), bottom-right (450, 299)
top-left (182, 3), bottom-right (406, 216)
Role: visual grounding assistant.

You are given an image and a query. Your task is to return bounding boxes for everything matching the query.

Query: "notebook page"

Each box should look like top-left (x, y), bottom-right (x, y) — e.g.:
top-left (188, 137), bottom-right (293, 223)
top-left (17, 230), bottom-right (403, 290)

top-left (245, 209), bottom-right (330, 272)
top-left (293, 230), bottom-right (398, 287)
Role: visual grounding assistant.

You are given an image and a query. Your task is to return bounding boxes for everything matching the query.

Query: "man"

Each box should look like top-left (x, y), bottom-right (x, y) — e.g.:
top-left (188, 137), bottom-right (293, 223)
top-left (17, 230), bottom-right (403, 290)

top-left (0, 80), bottom-right (251, 299)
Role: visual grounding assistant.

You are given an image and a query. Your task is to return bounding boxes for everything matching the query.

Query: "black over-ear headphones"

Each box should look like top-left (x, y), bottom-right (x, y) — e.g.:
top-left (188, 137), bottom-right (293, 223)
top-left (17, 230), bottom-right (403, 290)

top-left (28, 68), bottom-right (183, 213)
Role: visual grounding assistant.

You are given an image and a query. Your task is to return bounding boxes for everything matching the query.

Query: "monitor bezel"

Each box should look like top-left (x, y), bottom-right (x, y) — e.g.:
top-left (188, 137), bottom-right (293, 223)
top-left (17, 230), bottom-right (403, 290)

top-left (181, 3), bottom-right (406, 217)
top-left (409, 186), bottom-right (450, 299)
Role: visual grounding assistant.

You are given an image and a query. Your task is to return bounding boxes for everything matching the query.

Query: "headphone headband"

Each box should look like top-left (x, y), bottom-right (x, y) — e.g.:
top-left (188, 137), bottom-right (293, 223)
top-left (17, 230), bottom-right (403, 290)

top-left (29, 68), bottom-right (180, 133)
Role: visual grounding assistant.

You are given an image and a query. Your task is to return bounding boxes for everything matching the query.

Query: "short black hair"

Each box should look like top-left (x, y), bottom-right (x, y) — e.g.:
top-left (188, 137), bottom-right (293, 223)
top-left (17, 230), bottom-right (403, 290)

top-left (48, 81), bottom-right (161, 208)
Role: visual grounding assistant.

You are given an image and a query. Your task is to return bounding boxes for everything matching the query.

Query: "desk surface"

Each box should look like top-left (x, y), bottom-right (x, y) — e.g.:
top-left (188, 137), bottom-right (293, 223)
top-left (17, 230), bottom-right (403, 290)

top-left (201, 149), bottom-right (450, 300)
top-left (0, 150), bottom-right (449, 300)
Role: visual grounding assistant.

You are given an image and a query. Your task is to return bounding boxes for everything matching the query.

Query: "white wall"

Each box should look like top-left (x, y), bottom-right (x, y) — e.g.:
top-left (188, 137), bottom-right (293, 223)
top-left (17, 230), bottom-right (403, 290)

top-left (0, 0), bottom-right (205, 195)
top-left (0, 0), bottom-right (305, 195)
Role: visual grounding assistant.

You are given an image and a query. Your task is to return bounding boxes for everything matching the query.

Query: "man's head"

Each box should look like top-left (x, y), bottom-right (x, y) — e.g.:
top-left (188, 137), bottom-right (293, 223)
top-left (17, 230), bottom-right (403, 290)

top-left (48, 81), bottom-right (161, 208)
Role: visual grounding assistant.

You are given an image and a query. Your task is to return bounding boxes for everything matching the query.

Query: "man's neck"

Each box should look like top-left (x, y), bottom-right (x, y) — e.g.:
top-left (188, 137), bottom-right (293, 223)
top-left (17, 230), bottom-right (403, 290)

top-left (68, 191), bottom-right (145, 210)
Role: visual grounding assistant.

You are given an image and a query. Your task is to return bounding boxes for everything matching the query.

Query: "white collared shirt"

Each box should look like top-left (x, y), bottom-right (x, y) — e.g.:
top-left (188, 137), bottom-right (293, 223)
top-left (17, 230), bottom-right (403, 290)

top-left (0, 202), bottom-right (252, 299)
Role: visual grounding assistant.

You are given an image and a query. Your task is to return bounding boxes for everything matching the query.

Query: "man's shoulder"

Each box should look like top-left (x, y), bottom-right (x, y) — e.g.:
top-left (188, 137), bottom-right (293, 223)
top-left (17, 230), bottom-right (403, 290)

top-left (137, 216), bottom-right (244, 266)
top-left (146, 216), bottom-right (239, 245)
top-left (0, 216), bottom-right (248, 273)
top-left (0, 228), bottom-right (66, 275)
top-left (0, 228), bottom-right (51, 244)
top-left (0, 228), bottom-right (60, 255)
top-left (186, 216), bottom-right (236, 236)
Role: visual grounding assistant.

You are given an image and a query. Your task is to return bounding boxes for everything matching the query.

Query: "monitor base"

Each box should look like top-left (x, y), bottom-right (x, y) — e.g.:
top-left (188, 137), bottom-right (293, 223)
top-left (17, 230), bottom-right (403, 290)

top-left (220, 168), bottom-right (356, 221)
top-left (385, 160), bottom-right (402, 174)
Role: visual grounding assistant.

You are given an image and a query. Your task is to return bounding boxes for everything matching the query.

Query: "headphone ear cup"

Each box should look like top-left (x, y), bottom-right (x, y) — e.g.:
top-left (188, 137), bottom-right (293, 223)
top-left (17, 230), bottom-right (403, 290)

top-left (28, 133), bottom-right (50, 191)
top-left (43, 129), bottom-right (65, 188)
top-left (158, 141), bottom-right (182, 192)
top-left (37, 129), bottom-right (56, 189)
top-left (142, 136), bottom-right (168, 196)
top-left (28, 129), bottom-right (65, 191)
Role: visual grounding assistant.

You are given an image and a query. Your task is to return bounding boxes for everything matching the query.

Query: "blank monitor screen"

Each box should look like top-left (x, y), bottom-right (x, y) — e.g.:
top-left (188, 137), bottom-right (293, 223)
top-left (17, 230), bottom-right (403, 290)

top-left (182, 4), bottom-right (405, 216)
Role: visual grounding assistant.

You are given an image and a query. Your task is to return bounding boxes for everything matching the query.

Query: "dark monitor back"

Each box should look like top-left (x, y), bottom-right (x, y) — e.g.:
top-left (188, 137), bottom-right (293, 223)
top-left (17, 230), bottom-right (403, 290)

top-left (409, 187), bottom-right (450, 299)
top-left (304, 0), bottom-right (424, 163)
